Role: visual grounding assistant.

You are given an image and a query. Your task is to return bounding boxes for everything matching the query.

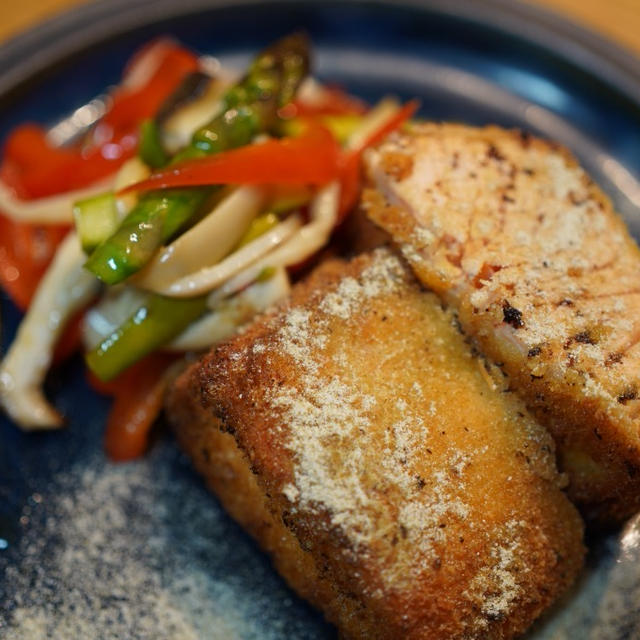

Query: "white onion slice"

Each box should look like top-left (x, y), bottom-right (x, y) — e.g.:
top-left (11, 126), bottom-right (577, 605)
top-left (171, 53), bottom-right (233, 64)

top-left (208, 181), bottom-right (339, 305)
top-left (0, 176), bottom-right (114, 224)
top-left (0, 233), bottom-right (100, 430)
top-left (82, 286), bottom-right (149, 351)
top-left (167, 267), bottom-right (290, 351)
top-left (133, 186), bottom-right (265, 292)
top-left (147, 213), bottom-right (302, 297)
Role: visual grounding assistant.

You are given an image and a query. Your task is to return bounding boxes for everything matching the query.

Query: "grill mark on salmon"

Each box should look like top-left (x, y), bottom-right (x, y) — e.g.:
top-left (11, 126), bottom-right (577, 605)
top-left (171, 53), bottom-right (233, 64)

top-left (364, 122), bottom-right (640, 523)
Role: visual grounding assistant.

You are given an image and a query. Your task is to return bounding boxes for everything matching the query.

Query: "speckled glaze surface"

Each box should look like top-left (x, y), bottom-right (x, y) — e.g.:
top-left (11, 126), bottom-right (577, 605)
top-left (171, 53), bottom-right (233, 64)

top-left (1, 1), bottom-right (639, 638)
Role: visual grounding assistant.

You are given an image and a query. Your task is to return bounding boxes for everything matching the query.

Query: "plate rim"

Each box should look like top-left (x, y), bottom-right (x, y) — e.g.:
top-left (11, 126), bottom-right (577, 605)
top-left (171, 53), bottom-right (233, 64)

top-left (0, 0), bottom-right (639, 108)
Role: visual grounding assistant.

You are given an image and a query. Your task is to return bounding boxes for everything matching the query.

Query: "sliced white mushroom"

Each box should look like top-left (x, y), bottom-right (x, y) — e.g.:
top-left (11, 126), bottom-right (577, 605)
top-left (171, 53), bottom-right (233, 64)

top-left (143, 212), bottom-right (302, 298)
top-left (0, 232), bottom-right (100, 430)
top-left (208, 181), bottom-right (339, 305)
top-left (133, 185), bottom-right (266, 292)
top-left (166, 267), bottom-right (290, 351)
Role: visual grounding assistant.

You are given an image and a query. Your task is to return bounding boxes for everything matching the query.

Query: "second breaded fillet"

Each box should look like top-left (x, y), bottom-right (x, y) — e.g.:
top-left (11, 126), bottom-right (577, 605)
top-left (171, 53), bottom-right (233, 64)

top-left (365, 123), bottom-right (640, 522)
top-left (167, 249), bottom-right (584, 639)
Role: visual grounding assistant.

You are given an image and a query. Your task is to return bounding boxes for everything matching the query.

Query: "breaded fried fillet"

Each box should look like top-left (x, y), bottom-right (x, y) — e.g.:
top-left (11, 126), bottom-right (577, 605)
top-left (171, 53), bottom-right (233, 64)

top-left (364, 123), bottom-right (640, 523)
top-left (167, 249), bottom-right (584, 639)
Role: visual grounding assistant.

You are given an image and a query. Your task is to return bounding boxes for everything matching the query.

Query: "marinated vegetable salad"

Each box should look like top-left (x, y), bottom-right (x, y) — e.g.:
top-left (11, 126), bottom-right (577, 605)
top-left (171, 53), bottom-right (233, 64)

top-left (0, 34), bottom-right (416, 460)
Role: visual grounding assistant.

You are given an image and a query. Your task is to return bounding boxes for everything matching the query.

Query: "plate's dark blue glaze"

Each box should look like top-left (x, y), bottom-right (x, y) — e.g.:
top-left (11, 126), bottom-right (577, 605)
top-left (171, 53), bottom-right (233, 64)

top-left (1, 1), bottom-right (639, 638)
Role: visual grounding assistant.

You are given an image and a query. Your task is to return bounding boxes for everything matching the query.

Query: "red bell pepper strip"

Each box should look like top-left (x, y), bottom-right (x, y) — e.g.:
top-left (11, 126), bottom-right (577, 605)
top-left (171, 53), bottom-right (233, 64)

top-left (0, 214), bottom-right (69, 310)
top-left (121, 123), bottom-right (341, 192)
top-left (1, 126), bottom-right (81, 200)
top-left (0, 42), bottom-right (199, 310)
top-left (336, 99), bottom-right (419, 222)
top-left (0, 42), bottom-right (198, 201)
top-left (51, 309), bottom-right (85, 365)
top-left (105, 43), bottom-right (198, 130)
top-left (352, 99), bottom-right (419, 154)
top-left (89, 353), bottom-right (177, 461)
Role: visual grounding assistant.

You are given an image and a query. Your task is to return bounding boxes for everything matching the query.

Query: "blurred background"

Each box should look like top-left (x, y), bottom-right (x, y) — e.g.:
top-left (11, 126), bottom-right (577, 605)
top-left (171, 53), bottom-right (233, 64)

top-left (0, 0), bottom-right (638, 55)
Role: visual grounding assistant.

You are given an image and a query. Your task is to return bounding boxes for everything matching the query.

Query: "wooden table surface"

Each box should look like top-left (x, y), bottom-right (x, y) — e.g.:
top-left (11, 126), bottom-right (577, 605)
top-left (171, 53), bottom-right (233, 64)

top-left (0, 0), bottom-right (638, 57)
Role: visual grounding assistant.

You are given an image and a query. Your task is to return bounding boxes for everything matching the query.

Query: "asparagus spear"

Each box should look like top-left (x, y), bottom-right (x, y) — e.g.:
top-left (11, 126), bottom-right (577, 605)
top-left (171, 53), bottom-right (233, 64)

top-left (86, 293), bottom-right (208, 381)
top-left (84, 33), bottom-right (310, 285)
top-left (138, 118), bottom-right (169, 169)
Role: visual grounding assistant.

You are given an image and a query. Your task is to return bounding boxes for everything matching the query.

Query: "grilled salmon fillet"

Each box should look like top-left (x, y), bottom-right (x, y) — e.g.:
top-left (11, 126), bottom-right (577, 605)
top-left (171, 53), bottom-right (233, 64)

top-left (167, 249), bottom-right (584, 639)
top-left (364, 123), bottom-right (640, 523)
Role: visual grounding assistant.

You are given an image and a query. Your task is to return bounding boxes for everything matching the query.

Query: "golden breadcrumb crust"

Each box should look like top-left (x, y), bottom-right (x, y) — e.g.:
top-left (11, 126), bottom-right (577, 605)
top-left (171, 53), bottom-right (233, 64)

top-left (167, 250), bottom-right (584, 639)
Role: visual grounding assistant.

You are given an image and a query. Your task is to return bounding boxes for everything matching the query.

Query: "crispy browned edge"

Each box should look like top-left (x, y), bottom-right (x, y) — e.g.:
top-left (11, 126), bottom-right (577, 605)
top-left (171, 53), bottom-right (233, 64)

top-left (166, 254), bottom-right (584, 639)
top-left (363, 124), bottom-right (640, 524)
top-left (167, 261), bottom-right (388, 638)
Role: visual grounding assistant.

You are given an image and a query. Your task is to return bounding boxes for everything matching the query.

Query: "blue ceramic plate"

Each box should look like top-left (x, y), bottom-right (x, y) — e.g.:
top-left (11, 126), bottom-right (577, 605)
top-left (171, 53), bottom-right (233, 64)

top-left (1, 2), bottom-right (640, 638)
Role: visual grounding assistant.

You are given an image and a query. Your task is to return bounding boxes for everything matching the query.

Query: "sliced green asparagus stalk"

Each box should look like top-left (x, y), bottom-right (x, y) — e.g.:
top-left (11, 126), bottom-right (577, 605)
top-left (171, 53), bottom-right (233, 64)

top-left (191, 33), bottom-right (309, 154)
top-left (73, 192), bottom-right (120, 253)
top-left (138, 119), bottom-right (169, 168)
top-left (86, 292), bottom-right (207, 381)
top-left (84, 187), bottom-right (212, 283)
top-left (72, 157), bottom-right (151, 254)
top-left (166, 266), bottom-right (290, 351)
top-left (85, 33), bottom-right (310, 286)
top-left (132, 185), bottom-right (265, 291)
